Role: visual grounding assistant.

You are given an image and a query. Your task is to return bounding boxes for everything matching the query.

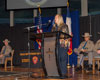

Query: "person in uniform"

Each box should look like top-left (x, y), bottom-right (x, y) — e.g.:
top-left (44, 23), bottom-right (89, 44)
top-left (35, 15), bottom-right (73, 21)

top-left (93, 39), bottom-right (100, 71)
top-left (74, 33), bottom-right (94, 71)
top-left (52, 14), bottom-right (69, 77)
top-left (0, 39), bottom-right (12, 65)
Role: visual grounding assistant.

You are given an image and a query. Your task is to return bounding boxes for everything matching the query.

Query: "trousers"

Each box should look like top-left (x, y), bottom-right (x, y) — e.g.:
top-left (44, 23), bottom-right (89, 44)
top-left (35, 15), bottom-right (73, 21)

top-left (58, 45), bottom-right (68, 75)
top-left (78, 51), bottom-right (93, 66)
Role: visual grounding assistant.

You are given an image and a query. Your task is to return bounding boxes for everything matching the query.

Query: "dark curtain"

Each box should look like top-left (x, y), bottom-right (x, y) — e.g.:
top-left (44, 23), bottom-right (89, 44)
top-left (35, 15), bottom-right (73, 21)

top-left (80, 16), bottom-right (91, 41)
top-left (80, 15), bottom-right (100, 43)
top-left (70, 11), bottom-right (80, 66)
top-left (91, 15), bottom-right (100, 43)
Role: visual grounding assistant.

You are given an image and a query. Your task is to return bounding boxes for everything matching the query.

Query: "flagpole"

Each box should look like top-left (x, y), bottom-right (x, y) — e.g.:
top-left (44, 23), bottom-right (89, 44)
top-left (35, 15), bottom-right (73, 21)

top-left (67, 53), bottom-right (71, 69)
top-left (66, 0), bottom-right (71, 69)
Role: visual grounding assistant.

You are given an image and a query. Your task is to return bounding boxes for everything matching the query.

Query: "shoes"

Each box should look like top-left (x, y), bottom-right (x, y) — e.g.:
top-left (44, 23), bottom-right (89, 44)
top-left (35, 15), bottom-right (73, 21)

top-left (1, 64), bottom-right (4, 67)
top-left (61, 75), bottom-right (68, 79)
top-left (87, 65), bottom-right (92, 71)
top-left (87, 67), bottom-right (92, 71)
top-left (98, 69), bottom-right (100, 71)
top-left (0, 64), bottom-right (4, 67)
top-left (75, 66), bottom-right (82, 71)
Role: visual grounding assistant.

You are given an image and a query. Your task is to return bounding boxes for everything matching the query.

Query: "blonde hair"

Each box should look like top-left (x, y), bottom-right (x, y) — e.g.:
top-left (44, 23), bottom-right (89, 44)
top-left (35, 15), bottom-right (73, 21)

top-left (55, 14), bottom-right (64, 27)
top-left (52, 14), bottom-right (64, 32)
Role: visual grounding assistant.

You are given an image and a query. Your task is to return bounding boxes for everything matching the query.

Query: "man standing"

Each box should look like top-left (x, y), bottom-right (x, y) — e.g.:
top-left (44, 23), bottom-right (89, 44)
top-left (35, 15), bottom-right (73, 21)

top-left (74, 33), bottom-right (94, 71)
top-left (0, 39), bottom-right (12, 65)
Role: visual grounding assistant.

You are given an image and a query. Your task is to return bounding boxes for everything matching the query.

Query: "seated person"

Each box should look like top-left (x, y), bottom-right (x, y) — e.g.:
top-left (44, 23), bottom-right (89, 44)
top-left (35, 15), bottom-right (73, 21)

top-left (93, 39), bottom-right (100, 71)
top-left (0, 39), bottom-right (12, 65)
top-left (74, 33), bottom-right (94, 71)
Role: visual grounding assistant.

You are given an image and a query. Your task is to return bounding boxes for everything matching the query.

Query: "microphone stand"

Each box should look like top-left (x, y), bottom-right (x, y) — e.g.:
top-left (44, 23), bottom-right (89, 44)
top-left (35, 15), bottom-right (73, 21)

top-left (25, 26), bottom-right (39, 78)
top-left (25, 27), bottom-right (32, 78)
top-left (24, 23), bottom-right (49, 78)
top-left (25, 26), bottom-right (41, 79)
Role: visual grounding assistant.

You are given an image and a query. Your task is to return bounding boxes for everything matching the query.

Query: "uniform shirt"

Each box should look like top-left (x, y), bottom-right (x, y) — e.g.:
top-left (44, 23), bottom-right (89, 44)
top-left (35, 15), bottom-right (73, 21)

top-left (0, 45), bottom-right (12, 56)
top-left (76, 40), bottom-right (94, 54)
top-left (94, 39), bottom-right (100, 52)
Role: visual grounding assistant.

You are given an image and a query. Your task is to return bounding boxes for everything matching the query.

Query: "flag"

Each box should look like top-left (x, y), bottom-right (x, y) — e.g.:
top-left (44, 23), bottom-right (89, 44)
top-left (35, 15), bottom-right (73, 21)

top-left (36, 7), bottom-right (43, 49)
top-left (66, 1), bottom-right (72, 55)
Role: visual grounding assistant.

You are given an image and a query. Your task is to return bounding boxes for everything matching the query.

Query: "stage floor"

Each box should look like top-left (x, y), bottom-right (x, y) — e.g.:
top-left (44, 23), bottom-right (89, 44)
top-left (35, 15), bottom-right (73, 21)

top-left (0, 67), bottom-right (100, 80)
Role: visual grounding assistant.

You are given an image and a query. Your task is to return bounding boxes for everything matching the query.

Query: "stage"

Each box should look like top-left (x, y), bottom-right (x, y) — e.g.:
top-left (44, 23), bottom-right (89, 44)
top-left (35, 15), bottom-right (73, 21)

top-left (0, 67), bottom-right (100, 80)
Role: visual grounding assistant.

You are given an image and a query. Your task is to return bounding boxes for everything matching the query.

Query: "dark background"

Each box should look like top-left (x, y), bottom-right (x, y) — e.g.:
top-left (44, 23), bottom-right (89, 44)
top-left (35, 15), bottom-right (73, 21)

top-left (80, 15), bottom-right (100, 43)
top-left (0, 24), bottom-right (35, 66)
top-left (0, 14), bottom-right (100, 66)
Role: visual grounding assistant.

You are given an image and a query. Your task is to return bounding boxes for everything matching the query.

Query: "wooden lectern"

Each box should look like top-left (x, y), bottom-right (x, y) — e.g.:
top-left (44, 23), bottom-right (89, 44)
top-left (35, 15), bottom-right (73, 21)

top-left (30, 31), bottom-right (71, 78)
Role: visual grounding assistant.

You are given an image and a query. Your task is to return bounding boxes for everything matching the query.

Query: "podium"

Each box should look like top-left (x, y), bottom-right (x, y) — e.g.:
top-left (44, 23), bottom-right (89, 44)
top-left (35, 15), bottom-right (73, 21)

top-left (30, 31), bottom-right (71, 77)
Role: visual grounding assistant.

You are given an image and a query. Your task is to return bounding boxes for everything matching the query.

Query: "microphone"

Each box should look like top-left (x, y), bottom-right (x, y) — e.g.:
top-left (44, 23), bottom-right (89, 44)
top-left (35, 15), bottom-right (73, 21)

top-left (46, 20), bottom-right (51, 27)
top-left (46, 20), bottom-right (52, 30)
top-left (24, 20), bottom-right (52, 30)
top-left (24, 25), bottom-right (36, 29)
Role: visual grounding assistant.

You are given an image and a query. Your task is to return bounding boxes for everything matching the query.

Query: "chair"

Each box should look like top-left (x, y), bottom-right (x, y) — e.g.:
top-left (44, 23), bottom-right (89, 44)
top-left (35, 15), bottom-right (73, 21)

top-left (77, 56), bottom-right (94, 74)
top-left (4, 50), bottom-right (14, 71)
top-left (93, 56), bottom-right (100, 74)
top-left (77, 56), bottom-right (88, 70)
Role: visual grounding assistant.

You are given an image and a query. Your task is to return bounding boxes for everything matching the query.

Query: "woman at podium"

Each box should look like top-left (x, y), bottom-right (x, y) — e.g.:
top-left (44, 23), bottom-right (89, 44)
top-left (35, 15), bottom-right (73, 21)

top-left (52, 14), bottom-right (69, 76)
